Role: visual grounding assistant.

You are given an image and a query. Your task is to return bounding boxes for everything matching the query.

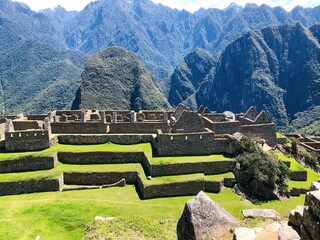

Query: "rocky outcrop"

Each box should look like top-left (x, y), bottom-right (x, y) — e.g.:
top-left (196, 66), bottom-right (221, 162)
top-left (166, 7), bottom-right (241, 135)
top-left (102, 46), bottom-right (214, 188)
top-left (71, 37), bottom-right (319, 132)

top-left (72, 47), bottom-right (171, 111)
top-left (177, 191), bottom-right (237, 240)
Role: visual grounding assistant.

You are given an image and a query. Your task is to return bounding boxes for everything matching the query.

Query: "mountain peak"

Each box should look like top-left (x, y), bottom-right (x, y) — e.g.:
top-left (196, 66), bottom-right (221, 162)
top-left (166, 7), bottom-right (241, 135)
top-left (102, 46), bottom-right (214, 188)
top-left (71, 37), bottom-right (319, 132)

top-left (73, 47), bottom-right (171, 111)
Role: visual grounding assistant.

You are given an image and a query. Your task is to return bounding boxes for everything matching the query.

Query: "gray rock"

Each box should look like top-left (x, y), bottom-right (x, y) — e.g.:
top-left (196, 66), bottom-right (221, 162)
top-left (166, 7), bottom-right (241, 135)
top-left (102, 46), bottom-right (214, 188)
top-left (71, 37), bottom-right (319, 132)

top-left (310, 181), bottom-right (320, 191)
top-left (94, 216), bottom-right (115, 221)
top-left (177, 191), bottom-right (237, 240)
top-left (278, 224), bottom-right (300, 240)
top-left (288, 205), bottom-right (306, 227)
top-left (233, 227), bottom-right (256, 240)
top-left (242, 209), bottom-right (280, 220)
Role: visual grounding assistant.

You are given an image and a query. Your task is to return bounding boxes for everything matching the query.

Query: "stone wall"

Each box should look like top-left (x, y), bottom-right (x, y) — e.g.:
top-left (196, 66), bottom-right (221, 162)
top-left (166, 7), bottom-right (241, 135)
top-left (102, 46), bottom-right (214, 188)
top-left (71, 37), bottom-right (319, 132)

top-left (26, 114), bottom-right (47, 121)
top-left (12, 121), bottom-right (41, 130)
top-left (0, 175), bottom-right (63, 196)
top-left (288, 170), bottom-right (308, 181)
top-left (150, 161), bottom-right (236, 177)
top-left (153, 132), bottom-right (235, 156)
top-left (172, 111), bottom-right (205, 133)
top-left (58, 134), bottom-right (154, 145)
top-left (0, 123), bottom-right (5, 140)
top-left (205, 180), bottom-right (223, 193)
top-left (58, 152), bottom-right (152, 176)
top-left (5, 130), bottom-right (50, 152)
top-left (301, 190), bottom-right (320, 239)
top-left (109, 122), bottom-right (170, 134)
top-left (240, 123), bottom-right (277, 146)
top-left (51, 122), bottom-right (107, 134)
top-left (211, 121), bottom-right (241, 134)
top-left (141, 179), bottom-right (206, 199)
top-left (63, 172), bottom-right (138, 185)
top-left (0, 156), bottom-right (57, 173)
top-left (58, 151), bottom-right (146, 165)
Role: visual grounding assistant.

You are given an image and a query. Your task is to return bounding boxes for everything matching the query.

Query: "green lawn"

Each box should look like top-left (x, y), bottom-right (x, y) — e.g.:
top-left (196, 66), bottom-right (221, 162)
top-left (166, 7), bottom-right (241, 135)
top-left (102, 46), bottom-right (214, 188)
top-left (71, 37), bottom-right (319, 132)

top-left (0, 143), bottom-right (234, 165)
top-left (275, 151), bottom-right (319, 189)
top-left (275, 151), bottom-right (305, 171)
top-left (0, 163), bottom-right (144, 182)
top-left (0, 187), bottom-right (306, 240)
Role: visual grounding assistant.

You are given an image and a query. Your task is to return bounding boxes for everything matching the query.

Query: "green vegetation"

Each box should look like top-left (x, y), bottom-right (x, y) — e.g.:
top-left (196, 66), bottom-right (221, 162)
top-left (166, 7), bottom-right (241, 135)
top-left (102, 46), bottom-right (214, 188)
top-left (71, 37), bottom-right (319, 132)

top-left (144, 174), bottom-right (204, 185)
top-left (0, 143), bottom-right (233, 164)
top-left (275, 151), bottom-right (319, 190)
top-left (0, 187), bottom-right (306, 240)
top-left (84, 216), bottom-right (174, 240)
top-left (235, 136), bottom-right (288, 199)
top-left (276, 132), bottom-right (287, 139)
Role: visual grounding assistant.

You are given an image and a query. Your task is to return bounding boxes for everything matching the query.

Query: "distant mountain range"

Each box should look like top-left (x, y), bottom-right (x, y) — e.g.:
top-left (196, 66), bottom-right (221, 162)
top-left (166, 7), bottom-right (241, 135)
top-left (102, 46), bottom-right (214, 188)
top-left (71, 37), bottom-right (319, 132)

top-left (1, 0), bottom-right (320, 133)
top-left (168, 23), bottom-right (320, 133)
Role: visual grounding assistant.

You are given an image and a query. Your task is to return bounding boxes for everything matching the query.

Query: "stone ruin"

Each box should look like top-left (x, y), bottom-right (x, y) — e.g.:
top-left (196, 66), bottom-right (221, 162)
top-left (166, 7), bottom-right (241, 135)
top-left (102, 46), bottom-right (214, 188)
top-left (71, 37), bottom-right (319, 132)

top-left (3, 115), bottom-right (51, 152)
top-left (0, 104), bottom-right (276, 154)
top-left (288, 181), bottom-right (320, 240)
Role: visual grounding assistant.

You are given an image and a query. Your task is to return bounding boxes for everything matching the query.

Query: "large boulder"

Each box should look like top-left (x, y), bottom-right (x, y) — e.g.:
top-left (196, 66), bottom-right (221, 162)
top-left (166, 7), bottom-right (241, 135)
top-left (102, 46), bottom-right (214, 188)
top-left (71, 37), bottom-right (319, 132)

top-left (177, 191), bottom-right (237, 240)
top-left (242, 209), bottom-right (280, 220)
top-left (288, 205), bottom-right (305, 227)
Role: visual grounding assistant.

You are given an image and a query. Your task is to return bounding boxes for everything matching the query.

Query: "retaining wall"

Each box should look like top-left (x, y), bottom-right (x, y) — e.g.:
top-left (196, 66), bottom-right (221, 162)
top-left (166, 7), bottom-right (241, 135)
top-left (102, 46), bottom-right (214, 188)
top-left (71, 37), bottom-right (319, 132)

top-left (150, 161), bottom-right (236, 177)
top-left (141, 179), bottom-right (206, 199)
top-left (153, 132), bottom-right (235, 156)
top-left (0, 156), bottom-right (57, 173)
top-left (58, 134), bottom-right (154, 145)
top-left (0, 175), bottom-right (63, 196)
top-left (51, 122), bottom-right (107, 134)
top-left (63, 172), bottom-right (138, 185)
top-left (289, 170), bottom-right (308, 181)
top-left (205, 180), bottom-right (223, 193)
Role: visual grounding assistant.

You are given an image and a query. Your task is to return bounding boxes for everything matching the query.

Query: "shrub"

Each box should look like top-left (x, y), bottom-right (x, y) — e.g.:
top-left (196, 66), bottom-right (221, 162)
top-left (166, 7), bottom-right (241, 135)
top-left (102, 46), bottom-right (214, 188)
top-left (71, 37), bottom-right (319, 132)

top-left (236, 138), bottom-right (289, 200)
top-left (290, 138), bottom-right (299, 154)
top-left (298, 146), bottom-right (319, 171)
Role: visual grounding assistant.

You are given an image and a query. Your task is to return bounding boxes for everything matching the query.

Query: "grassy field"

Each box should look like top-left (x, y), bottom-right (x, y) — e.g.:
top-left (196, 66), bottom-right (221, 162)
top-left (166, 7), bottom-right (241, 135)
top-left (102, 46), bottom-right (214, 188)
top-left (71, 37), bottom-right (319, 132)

top-left (0, 187), bottom-right (306, 240)
top-left (0, 143), bottom-right (234, 164)
top-left (0, 143), bottom-right (317, 239)
top-left (275, 151), bottom-right (319, 189)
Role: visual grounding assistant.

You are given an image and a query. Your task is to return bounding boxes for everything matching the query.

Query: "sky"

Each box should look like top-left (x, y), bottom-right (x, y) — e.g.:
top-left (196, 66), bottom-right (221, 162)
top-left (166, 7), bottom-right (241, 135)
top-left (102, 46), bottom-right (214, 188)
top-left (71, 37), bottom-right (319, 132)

top-left (12, 0), bottom-right (320, 12)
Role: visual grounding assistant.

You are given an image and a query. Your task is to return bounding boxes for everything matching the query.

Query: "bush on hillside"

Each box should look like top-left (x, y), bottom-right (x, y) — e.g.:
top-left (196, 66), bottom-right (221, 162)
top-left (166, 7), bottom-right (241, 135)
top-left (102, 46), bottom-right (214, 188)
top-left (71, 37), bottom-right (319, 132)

top-left (235, 137), bottom-right (289, 200)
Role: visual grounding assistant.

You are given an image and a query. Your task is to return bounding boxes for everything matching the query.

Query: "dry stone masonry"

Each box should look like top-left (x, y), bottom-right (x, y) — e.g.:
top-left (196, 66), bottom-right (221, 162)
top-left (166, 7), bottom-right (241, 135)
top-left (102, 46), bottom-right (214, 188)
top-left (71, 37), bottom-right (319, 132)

top-left (0, 104), bottom-right (277, 154)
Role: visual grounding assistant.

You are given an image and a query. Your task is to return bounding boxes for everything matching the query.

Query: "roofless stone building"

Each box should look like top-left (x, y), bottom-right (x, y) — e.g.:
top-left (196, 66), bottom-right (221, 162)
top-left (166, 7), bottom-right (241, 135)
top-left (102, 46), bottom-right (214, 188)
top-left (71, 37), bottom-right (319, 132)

top-left (0, 104), bottom-right (276, 154)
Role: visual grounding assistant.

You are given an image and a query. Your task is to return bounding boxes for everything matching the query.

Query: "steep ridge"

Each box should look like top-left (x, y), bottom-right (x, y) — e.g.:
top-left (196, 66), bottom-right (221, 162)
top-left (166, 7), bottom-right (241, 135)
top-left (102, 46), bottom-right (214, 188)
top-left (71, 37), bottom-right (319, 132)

top-left (72, 47), bottom-right (171, 111)
top-left (190, 23), bottom-right (320, 129)
top-left (0, 38), bottom-right (86, 114)
top-left (168, 48), bottom-right (215, 109)
top-left (0, 0), bottom-right (64, 48)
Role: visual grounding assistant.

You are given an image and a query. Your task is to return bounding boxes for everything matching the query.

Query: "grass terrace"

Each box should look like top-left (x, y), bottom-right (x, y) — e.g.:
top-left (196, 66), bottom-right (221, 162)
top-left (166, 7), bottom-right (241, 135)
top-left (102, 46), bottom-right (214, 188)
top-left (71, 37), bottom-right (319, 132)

top-left (0, 187), bottom-right (306, 240)
top-left (0, 143), bottom-right (234, 165)
top-left (275, 151), bottom-right (319, 189)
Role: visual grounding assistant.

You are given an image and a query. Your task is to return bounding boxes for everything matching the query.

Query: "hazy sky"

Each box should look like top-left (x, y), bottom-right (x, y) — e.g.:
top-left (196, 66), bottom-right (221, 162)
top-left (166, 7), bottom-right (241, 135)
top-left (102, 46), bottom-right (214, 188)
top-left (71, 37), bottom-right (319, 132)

top-left (13, 0), bottom-right (320, 12)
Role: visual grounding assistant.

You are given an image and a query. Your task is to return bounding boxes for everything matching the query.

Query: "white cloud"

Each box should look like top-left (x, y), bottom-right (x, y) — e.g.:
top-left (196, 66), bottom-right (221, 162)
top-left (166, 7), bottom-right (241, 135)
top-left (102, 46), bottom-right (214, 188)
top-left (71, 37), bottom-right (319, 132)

top-left (11, 0), bottom-right (320, 12)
